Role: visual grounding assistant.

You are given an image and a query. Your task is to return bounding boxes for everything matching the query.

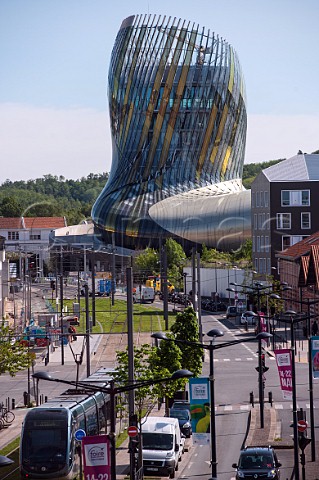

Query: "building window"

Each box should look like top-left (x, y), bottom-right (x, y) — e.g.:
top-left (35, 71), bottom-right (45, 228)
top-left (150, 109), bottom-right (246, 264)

top-left (259, 258), bottom-right (266, 274)
top-left (265, 236), bottom-right (269, 252)
top-left (8, 231), bottom-right (19, 240)
top-left (264, 191), bottom-right (269, 207)
top-left (254, 258), bottom-right (258, 271)
top-left (258, 213), bottom-right (263, 229)
top-left (282, 235), bottom-right (307, 250)
top-left (276, 213), bottom-right (291, 229)
top-left (260, 191), bottom-right (264, 207)
top-left (301, 212), bottom-right (311, 229)
top-left (252, 236), bottom-right (255, 252)
top-left (267, 258), bottom-right (271, 274)
top-left (30, 234), bottom-right (41, 240)
top-left (266, 213), bottom-right (270, 229)
top-left (256, 191), bottom-right (260, 207)
top-left (260, 236), bottom-right (264, 252)
top-left (254, 214), bottom-right (257, 230)
top-left (257, 236), bottom-right (261, 252)
top-left (251, 192), bottom-right (255, 208)
top-left (281, 189), bottom-right (310, 206)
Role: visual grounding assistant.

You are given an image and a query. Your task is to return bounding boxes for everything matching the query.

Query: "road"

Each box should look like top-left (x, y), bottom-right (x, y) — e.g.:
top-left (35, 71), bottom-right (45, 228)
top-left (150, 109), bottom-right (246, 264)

top-left (2, 290), bottom-right (318, 479)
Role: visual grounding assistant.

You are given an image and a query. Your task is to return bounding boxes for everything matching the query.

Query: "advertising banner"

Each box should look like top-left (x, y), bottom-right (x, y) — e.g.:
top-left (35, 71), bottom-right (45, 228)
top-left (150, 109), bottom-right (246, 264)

top-left (311, 336), bottom-right (319, 379)
top-left (189, 377), bottom-right (210, 445)
top-left (259, 312), bottom-right (268, 346)
top-left (274, 349), bottom-right (292, 400)
top-left (82, 434), bottom-right (111, 479)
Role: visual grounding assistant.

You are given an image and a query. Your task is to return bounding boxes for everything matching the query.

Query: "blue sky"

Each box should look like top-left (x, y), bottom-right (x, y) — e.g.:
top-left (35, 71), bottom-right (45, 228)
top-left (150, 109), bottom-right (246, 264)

top-left (1, 0), bottom-right (319, 183)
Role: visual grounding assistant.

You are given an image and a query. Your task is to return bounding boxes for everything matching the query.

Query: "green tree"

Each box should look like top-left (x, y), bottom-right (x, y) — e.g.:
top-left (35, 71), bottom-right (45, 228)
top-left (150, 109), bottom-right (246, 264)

top-left (113, 342), bottom-right (188, 422)
top-left (134, 248), bottom-right (159, 280)
top-left (0, 196), bottom-right (22, 217)
top-left (0, 324), bottom-right (33, 376)
top-left (170, 307), bottom-right (203, 377)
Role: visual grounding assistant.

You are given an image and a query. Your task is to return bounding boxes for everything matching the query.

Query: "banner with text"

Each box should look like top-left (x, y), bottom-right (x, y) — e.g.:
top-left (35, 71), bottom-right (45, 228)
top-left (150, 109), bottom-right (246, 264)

top-left (82, 434), bottom-right (111, 479)
top-left (311, 336), bottom-right (319, 379)
top-left (274, 349), bottom-right (292, 400)
top-left (189, 377), bottom-right (210, 445)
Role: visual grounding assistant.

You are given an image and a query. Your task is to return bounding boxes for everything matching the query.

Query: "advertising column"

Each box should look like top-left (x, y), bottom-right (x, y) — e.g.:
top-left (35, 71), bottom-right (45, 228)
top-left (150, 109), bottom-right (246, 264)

top-left (189, 377), bottom-right (210, 445)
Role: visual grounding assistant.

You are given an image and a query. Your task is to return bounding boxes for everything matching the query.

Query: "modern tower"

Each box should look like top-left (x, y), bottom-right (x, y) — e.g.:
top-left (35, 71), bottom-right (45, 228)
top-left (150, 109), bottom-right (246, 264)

top-left (92, 14), bottom-right (251, 251)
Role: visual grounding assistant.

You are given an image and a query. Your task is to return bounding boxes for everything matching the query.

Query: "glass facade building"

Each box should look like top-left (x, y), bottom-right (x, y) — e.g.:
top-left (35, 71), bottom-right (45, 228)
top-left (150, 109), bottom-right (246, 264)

top-left (92, 14), bottom-right (251, 250)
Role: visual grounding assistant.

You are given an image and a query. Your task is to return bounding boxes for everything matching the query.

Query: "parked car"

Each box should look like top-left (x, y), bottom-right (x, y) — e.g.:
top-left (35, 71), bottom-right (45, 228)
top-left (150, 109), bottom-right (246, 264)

top-left (171, 400), bottom-right (190, 411)
top-left (240, 311), bottom-right (257, 325)
top-left (232, 446), bottom-right (281, 480)
top-left (226, 306), bottom-right (238, 319)
top-left (169, 408), bottom-right (192, 438)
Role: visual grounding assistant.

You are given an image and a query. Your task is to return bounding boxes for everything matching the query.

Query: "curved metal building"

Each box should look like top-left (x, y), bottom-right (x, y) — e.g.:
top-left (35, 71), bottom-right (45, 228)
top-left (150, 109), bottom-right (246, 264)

top-left (92, 14), bottom-right (251, 251)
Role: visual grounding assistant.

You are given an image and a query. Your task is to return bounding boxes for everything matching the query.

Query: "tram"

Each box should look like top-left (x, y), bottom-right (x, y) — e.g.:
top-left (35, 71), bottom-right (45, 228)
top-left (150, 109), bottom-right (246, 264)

top-left (20, 368), bottom-right (114, 479)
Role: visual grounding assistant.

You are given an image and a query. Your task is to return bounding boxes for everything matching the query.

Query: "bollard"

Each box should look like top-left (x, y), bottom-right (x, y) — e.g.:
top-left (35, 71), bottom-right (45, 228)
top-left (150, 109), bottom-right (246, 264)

top-left (12, 398), bottom-right (15, 410)
top-left (268, 391), bottom-right (273, 407)
top-left (245, 320), bottom-right (248, 332)
top-left (23, 391), bottom-right (28, 407)
top-left (249, 391), bottom-right (254, 407)
top-left (45, 396), bottom-right (48, 403)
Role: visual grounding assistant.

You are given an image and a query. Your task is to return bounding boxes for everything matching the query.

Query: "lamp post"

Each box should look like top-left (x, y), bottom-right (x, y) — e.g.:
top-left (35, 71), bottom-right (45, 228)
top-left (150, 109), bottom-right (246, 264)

top-left (33, 369), bottom-right (193, 480)
top-left (280, 294), bottom-right (317, 462)
top-left (282, 310), bottom-right (303, 480)
top-left (152, 330), bottom-right (272, 480)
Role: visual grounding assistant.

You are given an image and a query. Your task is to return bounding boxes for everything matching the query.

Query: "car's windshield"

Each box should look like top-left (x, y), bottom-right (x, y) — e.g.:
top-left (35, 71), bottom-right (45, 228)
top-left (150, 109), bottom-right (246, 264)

top-left (239, 454), bottom-right (274, 469)
top-left (142, 433), bottom-right (174, 450)
top-left (170, 410), bottom-right (189, 420)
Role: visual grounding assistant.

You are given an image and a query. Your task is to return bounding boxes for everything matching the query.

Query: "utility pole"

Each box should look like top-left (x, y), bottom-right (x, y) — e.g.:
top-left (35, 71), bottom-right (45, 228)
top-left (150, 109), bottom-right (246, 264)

top-left (126, 267), bottom-right (137, 479)
top-left (84, 283), bottom-right (90, 377)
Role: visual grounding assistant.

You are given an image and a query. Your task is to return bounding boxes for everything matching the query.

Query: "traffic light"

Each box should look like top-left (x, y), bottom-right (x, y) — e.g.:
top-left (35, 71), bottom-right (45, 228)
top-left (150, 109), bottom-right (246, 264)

top-left (255, 354), bottom-right (269, 373)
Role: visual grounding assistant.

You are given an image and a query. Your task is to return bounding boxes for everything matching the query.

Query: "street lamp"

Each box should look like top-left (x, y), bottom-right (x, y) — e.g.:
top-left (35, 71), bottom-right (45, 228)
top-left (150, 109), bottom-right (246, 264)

top-left (279, 293), bottom-right (317, 463)
top-left (151, 329), bottom-right (272, 480)
top-left (33, 368), bottom-right (193, 480)
top-left (281, 310), bottom-right (304, 480)
top-left (0, 455), bottom-right (14, 467)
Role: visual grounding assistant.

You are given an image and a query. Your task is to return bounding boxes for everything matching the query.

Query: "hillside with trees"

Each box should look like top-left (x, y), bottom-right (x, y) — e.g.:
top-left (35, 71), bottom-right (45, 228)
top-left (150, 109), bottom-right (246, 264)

top-left (0, 173), bottom-right (108, 224)
top-left (1, 152), bottom-right (317, 223)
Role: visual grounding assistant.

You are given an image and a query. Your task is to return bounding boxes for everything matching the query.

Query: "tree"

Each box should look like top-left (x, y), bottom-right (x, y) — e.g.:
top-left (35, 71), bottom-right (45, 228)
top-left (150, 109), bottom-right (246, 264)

top-left (134, 248), bottom-right (159, 280)
top-left (113, 343), bottom-right (187, 422)
top-left (170, 307), bottom-right (203, 377)
top-left (0, 196), bottom-right (22, 217)
top-left (0, 324), bottom-right (33, 376)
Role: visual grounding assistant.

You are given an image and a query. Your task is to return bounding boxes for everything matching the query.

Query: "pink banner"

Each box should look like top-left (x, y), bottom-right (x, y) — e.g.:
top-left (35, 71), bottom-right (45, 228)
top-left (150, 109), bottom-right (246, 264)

top-left (82, 434), bottom-right (111, 478)
top-left (274, 349), bottom-right (292, 400)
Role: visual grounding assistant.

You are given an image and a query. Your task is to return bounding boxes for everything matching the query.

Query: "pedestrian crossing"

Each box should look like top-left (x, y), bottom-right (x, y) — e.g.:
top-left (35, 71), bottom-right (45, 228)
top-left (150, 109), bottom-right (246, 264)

top-left (213, 356), bottom-right (276, 362)
top-left (213, 402), bottom-right (315, 413)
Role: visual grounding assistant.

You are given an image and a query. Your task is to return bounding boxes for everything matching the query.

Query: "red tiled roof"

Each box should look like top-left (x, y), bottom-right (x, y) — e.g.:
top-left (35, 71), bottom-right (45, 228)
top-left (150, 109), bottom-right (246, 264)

top-left (0, 217), bottom-right (66, 229)
top-left (0, 218), bottom-right (23, 229)
top-left (23, 217), bottom-right (66, 229)
top-left (277, 231), bottom-right (319, 260)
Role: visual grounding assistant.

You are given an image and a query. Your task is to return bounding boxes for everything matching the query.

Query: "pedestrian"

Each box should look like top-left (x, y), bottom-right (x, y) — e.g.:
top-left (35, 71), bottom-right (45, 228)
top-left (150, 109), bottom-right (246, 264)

top-left (68, 325), bottom-right (73, 343)
top-left (311, 319), bottom-right (318, 336)
top-left (71, 325), bottom-right (77, 341)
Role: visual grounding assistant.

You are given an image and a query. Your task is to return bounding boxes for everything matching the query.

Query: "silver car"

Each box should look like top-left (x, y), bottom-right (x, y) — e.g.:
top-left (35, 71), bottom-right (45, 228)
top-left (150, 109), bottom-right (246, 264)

top-left (240, 311), bottom-right (257, 325)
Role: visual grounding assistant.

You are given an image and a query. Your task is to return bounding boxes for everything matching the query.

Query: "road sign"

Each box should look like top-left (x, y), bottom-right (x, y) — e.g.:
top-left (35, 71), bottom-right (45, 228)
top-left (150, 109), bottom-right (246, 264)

top-left (75, 429), bottom-right (86, 441)
top-left (128, 425), bottom-right (138, 437)
top-left (297, 420), bottom-right (308, 433)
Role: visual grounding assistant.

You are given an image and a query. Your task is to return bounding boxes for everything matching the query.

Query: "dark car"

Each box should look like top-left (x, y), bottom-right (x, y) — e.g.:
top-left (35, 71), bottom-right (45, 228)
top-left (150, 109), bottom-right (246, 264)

top-left (171, 400), bottom-right (190, 411)
top-left (169, 408), bottom-right (192, 438)
top-left (232, 446), bottom-right (281, 479)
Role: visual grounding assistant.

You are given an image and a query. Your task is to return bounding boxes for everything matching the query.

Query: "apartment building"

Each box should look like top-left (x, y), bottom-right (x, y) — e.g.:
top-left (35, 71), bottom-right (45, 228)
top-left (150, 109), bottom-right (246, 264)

top-left (251, 153), bottom-right (319, 278)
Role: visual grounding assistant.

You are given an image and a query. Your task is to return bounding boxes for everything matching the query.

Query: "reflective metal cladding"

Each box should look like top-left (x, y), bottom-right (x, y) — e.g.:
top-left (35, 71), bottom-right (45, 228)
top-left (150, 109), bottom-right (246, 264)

top-left (92, 14), bottom-right (251, 250)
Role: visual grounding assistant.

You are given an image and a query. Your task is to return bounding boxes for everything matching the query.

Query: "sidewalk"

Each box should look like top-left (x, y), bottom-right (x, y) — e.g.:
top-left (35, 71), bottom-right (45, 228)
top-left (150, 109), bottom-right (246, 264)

top-left (246, 406), bottom-right (319, 480)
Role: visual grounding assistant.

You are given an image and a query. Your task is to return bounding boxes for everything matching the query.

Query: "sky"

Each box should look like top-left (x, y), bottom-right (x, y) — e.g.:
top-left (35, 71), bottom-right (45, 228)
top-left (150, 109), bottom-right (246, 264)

top-left (1, 0), bottom-right (319, 183)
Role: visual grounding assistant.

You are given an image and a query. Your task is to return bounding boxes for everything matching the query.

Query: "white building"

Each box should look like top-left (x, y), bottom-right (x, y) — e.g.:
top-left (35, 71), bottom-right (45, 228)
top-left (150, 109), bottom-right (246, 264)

top-left (0, 217), bottom-right (67, 276)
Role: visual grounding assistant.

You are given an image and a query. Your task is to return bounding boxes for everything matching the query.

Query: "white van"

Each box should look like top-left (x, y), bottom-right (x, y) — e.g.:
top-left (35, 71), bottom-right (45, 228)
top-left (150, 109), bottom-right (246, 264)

top-left (133, 286), bottom-right (155, 303)
top-left (142, 416), bottom-right (182, 478)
